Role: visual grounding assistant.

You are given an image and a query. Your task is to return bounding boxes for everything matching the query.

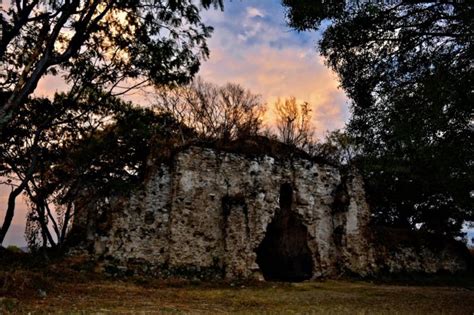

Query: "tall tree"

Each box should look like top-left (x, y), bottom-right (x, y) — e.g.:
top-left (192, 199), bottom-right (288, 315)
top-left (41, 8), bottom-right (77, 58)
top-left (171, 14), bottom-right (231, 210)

top-left (0, 86), bottom-right (187, 247)
top-left (0, 0), bottom-right (223, 128)
top-left (282, 1), bottom-right (473, 235)
top-left (0, 0), bottom-right (223, 245)
top-left (0, 88), bottom-right (117, 245)
top-left (23, 96), bottom-right (188, 249)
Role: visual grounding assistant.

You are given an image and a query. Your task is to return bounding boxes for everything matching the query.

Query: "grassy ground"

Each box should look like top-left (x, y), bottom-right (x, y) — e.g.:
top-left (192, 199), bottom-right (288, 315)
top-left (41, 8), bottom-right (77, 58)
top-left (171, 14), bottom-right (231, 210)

top-left (1, 252), bottom-right (473, 314)
top-left (1, 278), bottom-right (473, 314)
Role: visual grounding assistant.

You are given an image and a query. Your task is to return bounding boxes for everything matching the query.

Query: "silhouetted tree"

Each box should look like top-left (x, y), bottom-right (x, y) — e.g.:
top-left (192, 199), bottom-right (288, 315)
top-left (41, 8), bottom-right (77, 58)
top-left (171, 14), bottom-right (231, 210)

top-left (274, 97), bottom-right (314, 151)
top-left (154, 78), bottom-right (265, 142)
top-left (0, 88), bottom-right (118, 246)
top-left (0, 0), bottom-right (223, 129)
top-left (13, 90), bottom-right (188, 249)
top-left (283, 0), bottom-right (473, 236)
top-left (313, 129), bottom-right (358, 165)
top-left (0, 0), bottom-right (224, 244)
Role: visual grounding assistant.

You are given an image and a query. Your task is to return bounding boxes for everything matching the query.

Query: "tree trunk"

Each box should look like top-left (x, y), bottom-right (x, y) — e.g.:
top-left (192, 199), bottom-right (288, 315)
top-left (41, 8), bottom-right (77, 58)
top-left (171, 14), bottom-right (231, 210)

top-left (0, 185), bottom-right (25, 245)
top-left (37, 203), bottom-right (56, 248)
top-left (59, 201), bottom-right (74, 247)
top-left (0, 153), bottom-right (39, 246)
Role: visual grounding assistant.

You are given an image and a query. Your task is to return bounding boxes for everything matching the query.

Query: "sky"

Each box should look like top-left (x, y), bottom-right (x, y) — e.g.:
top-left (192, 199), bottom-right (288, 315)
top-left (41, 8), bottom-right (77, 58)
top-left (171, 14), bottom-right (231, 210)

top-left (34, 0), bottom-right (350, 135)
top-left (2, 1), bottom-right (352, 247)
top-left (198, 1), bottom-right (349, 133)
top-left (5, 1), bottom-right (471, 248)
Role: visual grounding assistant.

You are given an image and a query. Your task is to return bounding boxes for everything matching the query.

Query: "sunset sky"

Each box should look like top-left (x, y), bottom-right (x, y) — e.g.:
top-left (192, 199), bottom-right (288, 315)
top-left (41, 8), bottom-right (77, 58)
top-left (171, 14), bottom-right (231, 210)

top-left (197, 1), bottom-right (349, 133)
top-left (2, 0), bottom-right (350, 247)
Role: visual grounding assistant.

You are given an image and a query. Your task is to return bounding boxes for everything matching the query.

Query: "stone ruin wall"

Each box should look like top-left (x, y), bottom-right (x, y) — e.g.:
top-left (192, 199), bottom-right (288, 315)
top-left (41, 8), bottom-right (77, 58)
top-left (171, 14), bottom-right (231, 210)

top-left (77, 146), bottom-right (471, 279)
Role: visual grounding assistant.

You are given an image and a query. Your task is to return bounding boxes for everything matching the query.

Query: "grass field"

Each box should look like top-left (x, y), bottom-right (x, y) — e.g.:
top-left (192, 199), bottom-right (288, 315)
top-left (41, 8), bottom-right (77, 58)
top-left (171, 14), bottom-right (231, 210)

top-left (1, 251), bottom-right (473, 314)
top-left (1, 278), bottom-right (472, 314)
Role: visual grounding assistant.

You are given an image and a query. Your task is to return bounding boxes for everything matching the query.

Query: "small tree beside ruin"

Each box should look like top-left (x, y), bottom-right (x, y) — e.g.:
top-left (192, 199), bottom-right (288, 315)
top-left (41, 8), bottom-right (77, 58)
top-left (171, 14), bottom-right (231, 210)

top-left (154, 78), bottom-right (266, 142)
top-left (274, 97), bottom-right (314, 151)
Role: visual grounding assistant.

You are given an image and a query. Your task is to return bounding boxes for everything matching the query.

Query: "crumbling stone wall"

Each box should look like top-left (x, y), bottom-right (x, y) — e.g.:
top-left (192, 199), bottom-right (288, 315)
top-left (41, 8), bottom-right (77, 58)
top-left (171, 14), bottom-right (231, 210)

top-left (75, 146), bottom-right (470, 279)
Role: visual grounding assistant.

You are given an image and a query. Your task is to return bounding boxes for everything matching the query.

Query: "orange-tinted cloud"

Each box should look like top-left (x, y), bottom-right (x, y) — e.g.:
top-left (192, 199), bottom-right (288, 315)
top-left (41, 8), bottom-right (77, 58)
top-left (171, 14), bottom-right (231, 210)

top-left (199, 2), bottom-right (349, 137)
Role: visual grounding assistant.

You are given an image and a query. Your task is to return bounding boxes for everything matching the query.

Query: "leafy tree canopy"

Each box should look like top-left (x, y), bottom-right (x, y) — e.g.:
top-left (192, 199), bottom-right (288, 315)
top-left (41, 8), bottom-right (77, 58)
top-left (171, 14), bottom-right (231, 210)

top-left (1, 88), bottom-right (189, 248)
top-left (282, 0), bottom-right (473, 236)
top-left (0, 0), bottom-right (223, 128)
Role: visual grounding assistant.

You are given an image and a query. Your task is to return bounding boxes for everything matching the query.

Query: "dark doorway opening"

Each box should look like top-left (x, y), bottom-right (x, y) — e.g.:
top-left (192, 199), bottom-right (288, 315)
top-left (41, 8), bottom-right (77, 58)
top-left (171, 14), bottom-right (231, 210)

top-left (256, 183), bottom-right (313, 282)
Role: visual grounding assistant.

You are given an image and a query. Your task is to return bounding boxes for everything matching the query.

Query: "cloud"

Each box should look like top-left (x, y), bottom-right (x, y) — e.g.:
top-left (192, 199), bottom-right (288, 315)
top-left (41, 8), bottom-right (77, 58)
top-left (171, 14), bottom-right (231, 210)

top-left (31, 1), bottom-right (348, 137)
top-left (246, 7), bottom-right (265, 18)
top-left (200, 1), bottom-right (348, 137)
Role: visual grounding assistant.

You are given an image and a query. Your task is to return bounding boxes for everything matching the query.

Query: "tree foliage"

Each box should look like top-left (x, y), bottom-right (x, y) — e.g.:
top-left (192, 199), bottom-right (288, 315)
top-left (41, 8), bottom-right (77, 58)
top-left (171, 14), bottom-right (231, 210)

top-left (283, 0), bottom-right (473, 235)
top-left (283, 0), bottom-right (344, 31)
top-left (274, 97), bottom-right (314, 151)
top-left (0, 89), bottom-right (110, 245)
top-left (0, 0), bottom-right (223, 246)
top-left (0, 0), bottom-right (223, 128)
top-left (313, 129), bottom-right (358, 166)
top-left (1, 88), bottom-right (188, 248)
top-left (154, 78), bottom-right (265, 142)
